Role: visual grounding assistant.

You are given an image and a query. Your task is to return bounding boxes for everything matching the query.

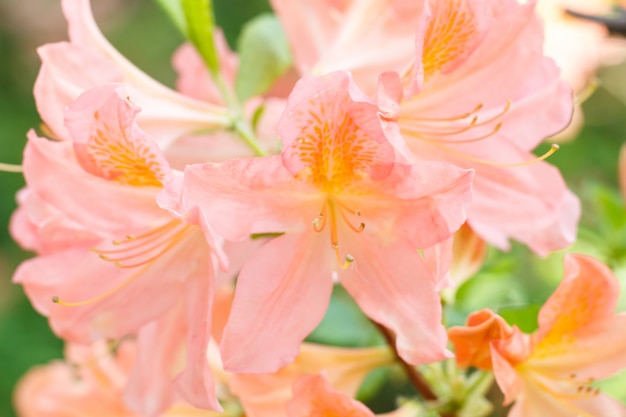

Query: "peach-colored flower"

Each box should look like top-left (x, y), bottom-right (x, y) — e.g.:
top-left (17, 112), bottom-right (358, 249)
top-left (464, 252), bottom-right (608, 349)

top-left (286, 373), bottom-right (421, 417)
top-left (537, 0), bottom-right (626, 141)
top-left (270, 0), bottom-right (579, 256)
top-left (229, 344), bottom-right (393, 417)
top-left (448, 309), bottom-right (517, 371)
top-left (286, 373), bottom-right (377, 417)
top-left (387, 0), bottom-right (578, 257)
top-left (164, 71), bottom-right (473, 373)
top-left (12, 84), bottom-right (223, 415)
top-left (449, 254), bottom-right (626, 416)
top-left (35, 0), bottom-right (231, 149)
top-left (270, 0), bottom-right (421, 95)
top-left (444, 223), bottom-right (487, 301)
top-left (14, 341), bottom-right (227, 417)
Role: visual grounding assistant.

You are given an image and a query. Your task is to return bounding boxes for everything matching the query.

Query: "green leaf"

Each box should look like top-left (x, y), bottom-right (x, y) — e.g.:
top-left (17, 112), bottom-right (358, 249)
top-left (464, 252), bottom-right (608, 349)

top-left (306, 285), bottom-right (383, 348)
top-left (235, 14), bottom-right (292, 101)
top-left (182, 0), bottom-right (220, 75)
top-left (594, 185), bottom-right (626, 230)
top-left (154, 0), bottom-right (187, 35)
top-left (498, 304), bottom-right (540, 333)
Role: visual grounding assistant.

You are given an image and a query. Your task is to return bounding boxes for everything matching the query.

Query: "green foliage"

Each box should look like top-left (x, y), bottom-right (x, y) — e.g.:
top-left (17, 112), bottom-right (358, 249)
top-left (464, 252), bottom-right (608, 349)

top-left (182, 0), bottom-right (220, 76)
top-left (154, 0), bottom-right (187, 35)
top-left (498, 305), bottom-right (540, 333)
top-left (306, 285), bottom-right (383, 348)
top-left (235, 14), bottom-right (292, 102)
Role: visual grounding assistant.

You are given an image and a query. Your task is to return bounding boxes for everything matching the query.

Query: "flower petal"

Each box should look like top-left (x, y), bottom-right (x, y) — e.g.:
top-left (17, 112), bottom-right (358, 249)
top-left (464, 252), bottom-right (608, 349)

top-left (178, 156), bottom-right (320, 241)
top-left (174, 267), bottom-right (221, 411)
top-left (340, 233), bottom-right (449, 366)
top-left (535, 254), bottom-right (620, 347)
top-left (125, 309), bottom-right (183, 417)
top-left (286, 373), bottom-right (375, 417)
top-left (220, 232), bottom-right (334, 373)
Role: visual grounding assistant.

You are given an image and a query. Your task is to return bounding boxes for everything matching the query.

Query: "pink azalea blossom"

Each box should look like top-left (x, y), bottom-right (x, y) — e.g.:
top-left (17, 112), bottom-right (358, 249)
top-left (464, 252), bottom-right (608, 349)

top-left (286, 373), bottom-right (420, 417)
top-left (163, 70), bottom-right (474, 373)
top-left (385, 0), bottom-right (578, 256)
top-left (12, 84), bottom-right (222, 415)
top-left (270, 0), bottom-right (422, 95)
top-left (449, 254), bottom-right (626, 416)
top-left (270, 0), bottom-right (579, 256)
top-left (35, 0), bottom-right (231, 150)
top-left (14, 341), bottom-right (227, 417)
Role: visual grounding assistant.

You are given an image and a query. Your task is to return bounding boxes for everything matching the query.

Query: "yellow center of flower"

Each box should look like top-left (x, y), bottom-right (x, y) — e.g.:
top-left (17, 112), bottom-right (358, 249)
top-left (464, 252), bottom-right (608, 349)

top-left (84, 111), bottom-right (166, 187)
top-left (288, 93), bottom-right (387, 267)
top-left (422, 0), bottom-right (481, 80)
top-left (293, 101), bottom-right (380, 194)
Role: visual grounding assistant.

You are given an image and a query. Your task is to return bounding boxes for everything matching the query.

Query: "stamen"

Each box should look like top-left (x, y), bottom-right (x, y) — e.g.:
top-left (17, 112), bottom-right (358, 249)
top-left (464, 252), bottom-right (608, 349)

top-left (419, 142), bottom-right (560, 167)
top-left (341, 254), bottom-right (355, 269)
top-left (0, 163), bottom-right (23, 173)
top-left (109, 221), bottom-right (179, 245)
top-left (97, 226), bottom-right (194, 269)
top-left (408, 103), bottom-right (484, 122)
top-left (334, 199), bottom-right (366, 233)
top-left (52, 263), bottom-right (152, 307)
top-left (313, 208), bottom-right (327, 233)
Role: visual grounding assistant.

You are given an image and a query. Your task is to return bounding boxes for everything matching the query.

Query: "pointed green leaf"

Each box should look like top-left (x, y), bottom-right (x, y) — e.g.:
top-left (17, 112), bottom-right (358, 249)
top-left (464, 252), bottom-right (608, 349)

top-left (235, 14), bottom-right (292, 101)
top-left (182, 0), bottom-right (220, 75)
top-left (154, 0), bottom-right (187, 35)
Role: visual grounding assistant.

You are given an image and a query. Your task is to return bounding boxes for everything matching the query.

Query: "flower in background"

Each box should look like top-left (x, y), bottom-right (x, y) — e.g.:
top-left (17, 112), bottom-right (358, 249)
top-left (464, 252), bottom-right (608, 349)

top-left (13, 341), bottom-right (233, 417)
top-left (35, 0), bottom-right (232, 152)
top-left (449, 254), bottom-right (626, 416)
top-left (286, 373), bottom-right (420, 417)
top-left (538, 0), bottom-right (626, 140)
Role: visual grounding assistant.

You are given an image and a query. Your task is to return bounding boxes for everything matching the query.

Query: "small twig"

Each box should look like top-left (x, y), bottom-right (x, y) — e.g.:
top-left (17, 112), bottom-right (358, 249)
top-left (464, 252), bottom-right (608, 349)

top-left (373, 321), bottom-right (456, 417)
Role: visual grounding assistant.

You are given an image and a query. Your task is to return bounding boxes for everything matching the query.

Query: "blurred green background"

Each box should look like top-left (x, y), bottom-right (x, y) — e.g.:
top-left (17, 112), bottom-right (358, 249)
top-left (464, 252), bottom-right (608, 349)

top-left (0, 1), bottom-right (625, 416)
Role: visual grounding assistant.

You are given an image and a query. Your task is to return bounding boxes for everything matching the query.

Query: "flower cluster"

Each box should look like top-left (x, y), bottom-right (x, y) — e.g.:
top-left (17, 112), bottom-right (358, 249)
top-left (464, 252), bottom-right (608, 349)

top-left (6, 0), bottom-right (626, 416)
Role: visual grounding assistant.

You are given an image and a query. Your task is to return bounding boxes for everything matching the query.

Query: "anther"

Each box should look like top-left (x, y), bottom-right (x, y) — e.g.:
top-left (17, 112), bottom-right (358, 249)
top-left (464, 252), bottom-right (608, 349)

top-left (340, 254), bottom-right (355, 270)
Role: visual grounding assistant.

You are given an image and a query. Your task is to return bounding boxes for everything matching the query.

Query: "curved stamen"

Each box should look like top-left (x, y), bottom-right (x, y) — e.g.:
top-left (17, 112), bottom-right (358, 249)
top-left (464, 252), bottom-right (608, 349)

top-left (108, 227), bottom-right (194, 268)
top-left (52, 263), bottom-right (152, 307)
top-left (407, 103), bottom-right (485, 123)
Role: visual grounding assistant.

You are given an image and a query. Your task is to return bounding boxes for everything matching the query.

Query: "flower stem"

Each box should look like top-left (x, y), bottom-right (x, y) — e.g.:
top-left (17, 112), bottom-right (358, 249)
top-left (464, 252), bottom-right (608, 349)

top-left (373, 321), bottom-right (456, 417)
top-left (233, 118), bottom-right (267, 157)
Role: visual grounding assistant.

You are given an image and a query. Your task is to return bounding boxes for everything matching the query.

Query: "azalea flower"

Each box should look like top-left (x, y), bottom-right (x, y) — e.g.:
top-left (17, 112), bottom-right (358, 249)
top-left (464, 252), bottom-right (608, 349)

top-left (448, 254), bottom-right (626, 416)
top-left (13, 341), bottom-right (230, 417)
top-left (286, 373), bottom-right (419, 417)
top-left (269, 0), bottom-right (421, 95)
top-left (270, 0), bottom-right (579, 256)
top-left (35, 0), bottom-right (231, 151)
top-left (537, 0), bottom-right (626, 140)
top-left (163, 70), bottom-right (474, 373)
top-left (12, 84), bottom-right (222, 415)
